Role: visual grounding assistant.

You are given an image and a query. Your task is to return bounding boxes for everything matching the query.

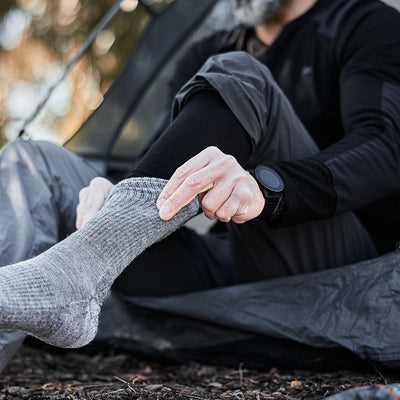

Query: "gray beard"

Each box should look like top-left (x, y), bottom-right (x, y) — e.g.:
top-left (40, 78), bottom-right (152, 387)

top-left (232, 0), bottom-right (284, 26)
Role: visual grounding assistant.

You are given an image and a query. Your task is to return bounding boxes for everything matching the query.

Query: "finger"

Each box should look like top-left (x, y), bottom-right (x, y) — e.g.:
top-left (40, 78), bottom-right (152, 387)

top-left (200, 180), bottom-right (235, 220)
top-left (80, 208), bottom-right (100, 228)
top-left (159, 174), bottom-right (213, 220)
top-left (78, 186), bottom-right (89, 203)
top-left (215, 191), bottom-right (248, 223)
top-left (199, 193), bottom-right (220, 220)
top-left (157, 146), bottom-right (222, 209)
top-left (90, 177), bottom-right (114, 195)
top-left (76, 200), bottom-right (97, 230)
top-left (76, 187), bottom-right (89, 229)
top-left (159, 159), bottom-right (234, 220)
top-left (76, 179), bottom-right (114, 229)
top-left (217, 184), bottom-right (263, 224)
top-left (76, 203), bottom-right (83, 230)
top-left (215, 197), bottom-right (241, 223)
top-left (76, 198), bottom-right (101, 229)
top-left (198, 193), bottom-right (214, 220)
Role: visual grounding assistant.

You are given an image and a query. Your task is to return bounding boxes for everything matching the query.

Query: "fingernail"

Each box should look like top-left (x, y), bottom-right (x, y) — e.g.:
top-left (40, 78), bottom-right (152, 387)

top-left (157, 196), bottom-right (167, 208)
top-left (160, 204), bottom-right (173, 219)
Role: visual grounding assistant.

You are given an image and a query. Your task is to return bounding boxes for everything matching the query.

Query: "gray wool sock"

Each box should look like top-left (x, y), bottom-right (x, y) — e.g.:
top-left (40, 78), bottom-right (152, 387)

top-left (0, 177), bottom-right (198, 348)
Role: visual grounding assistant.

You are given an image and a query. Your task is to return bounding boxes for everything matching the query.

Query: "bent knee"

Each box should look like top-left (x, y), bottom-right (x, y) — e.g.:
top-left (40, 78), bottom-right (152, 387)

top-left (203, 51), bottom-right (274, 81)
top-left (0, 139), bottom-right (60, 169)
top-left (0, 140), bottom-right (32, 165)
top-left (207, 50), bottom-right (260, 65)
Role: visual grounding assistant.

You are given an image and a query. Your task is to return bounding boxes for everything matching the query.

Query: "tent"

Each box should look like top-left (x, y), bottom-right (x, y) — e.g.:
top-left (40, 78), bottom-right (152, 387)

top-left (1, 0), bottom-right (400, 374)
top-left (63, 0), bottom-right (236, 177)
top-left (0, 0), bottom-right (235, 373)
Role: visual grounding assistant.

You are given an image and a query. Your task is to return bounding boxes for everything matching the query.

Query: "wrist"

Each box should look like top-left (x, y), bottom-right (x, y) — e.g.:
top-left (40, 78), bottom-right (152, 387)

top-left (249, 166), bottom-right (285, 221)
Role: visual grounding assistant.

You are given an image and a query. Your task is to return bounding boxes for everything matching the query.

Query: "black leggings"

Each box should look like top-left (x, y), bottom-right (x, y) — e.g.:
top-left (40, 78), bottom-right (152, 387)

top-left (114, 90), bottom-right (252, 297)
top-left (129, 90), bottom-right (252, 179)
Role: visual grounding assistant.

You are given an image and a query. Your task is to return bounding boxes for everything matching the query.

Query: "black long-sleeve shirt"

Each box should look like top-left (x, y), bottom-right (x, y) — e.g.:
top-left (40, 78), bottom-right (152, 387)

top-left (169, 0), bottom-right (400, 254)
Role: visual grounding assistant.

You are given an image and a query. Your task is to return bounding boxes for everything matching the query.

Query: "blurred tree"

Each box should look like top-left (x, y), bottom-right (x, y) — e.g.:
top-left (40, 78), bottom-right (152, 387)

top-left (0, 1), bottom-right (13, 16)
top-left (0, 0), bottom-right (157, 145)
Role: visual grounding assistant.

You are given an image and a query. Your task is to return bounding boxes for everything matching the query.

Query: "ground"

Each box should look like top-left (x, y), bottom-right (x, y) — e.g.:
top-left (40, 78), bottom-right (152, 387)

top-left (0, 340), bottom-right (399, 400)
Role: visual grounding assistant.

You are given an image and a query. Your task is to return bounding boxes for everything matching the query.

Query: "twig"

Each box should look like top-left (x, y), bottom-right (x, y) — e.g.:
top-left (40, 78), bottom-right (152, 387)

top-left (232, 391), bottom-right (243, 399)
top-left (239, 363), bottom-right (244, 386)
top-left (374, 367), bottom-right (388, 385)
top-left (114, 376), bottom-right (128, 384)
top-left (113, 375), bottom-right (137, 395)
top-left (179, 392), bottom-right (205, 400)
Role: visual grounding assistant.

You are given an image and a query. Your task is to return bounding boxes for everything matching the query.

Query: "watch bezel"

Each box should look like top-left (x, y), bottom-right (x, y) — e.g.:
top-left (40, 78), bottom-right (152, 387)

top-left (254, 166), bottom-right (284, 193)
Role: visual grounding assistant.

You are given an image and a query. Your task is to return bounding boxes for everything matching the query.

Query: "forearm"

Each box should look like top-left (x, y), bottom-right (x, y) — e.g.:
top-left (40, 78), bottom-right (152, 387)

top-left (261, 122), bottom-right (400, 227)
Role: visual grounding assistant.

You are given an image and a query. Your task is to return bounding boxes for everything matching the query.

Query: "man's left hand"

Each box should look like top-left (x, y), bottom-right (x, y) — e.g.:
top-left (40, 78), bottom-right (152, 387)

top-left (76, 177), bottom-right (115, 229)
top-left (157, 146), bottom-right (265, 223)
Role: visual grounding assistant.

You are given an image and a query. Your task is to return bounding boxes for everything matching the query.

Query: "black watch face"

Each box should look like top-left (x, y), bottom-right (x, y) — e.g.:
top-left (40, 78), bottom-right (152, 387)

top-left (255, 166), bottom-right (284, 192)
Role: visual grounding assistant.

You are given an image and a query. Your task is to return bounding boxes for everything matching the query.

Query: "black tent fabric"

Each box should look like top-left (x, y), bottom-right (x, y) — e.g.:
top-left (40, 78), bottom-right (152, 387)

top-left (325, 383), bottom-right (400, 400)
top-left (94, 251), bottom-right (400, 370)
top-left (69, 0), bottom-right (400, 370)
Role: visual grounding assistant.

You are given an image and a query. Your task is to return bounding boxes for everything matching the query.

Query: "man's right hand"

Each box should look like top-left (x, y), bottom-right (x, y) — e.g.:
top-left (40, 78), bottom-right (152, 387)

top-left (157, 146), bottom-right (265, 223)
top-left (76, 177), bottom-right (115, 230)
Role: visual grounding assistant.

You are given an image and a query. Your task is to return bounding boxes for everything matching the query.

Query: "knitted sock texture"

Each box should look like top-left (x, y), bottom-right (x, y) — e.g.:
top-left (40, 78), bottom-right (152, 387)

top-left (0, 177), bottom-right (199, 348)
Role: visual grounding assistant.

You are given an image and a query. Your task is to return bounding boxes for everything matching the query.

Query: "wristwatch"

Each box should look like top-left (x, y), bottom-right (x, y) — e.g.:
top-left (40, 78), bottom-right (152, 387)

top-left (249, 165), bottom-right (285, 218)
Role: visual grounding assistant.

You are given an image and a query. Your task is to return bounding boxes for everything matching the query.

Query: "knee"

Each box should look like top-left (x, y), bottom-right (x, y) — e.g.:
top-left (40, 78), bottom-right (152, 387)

top-left (0, 140), bottom-right (29, 165)
top-left (173, 52), bottom-right (282, 143)
top-left (206, 50), bottom-right (260, 67)
top-left (203, 51), bottom-right (275, 84)
top-left (0, 139), bottom-right (52, 170)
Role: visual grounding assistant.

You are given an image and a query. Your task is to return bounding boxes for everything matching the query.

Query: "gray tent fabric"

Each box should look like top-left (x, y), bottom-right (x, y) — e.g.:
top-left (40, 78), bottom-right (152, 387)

top-left (0, 332), bottom-right (25, 373)
top-left (0, 0), bottom-right (229, 374)
top-left (0, 139), bottom-right (100, 374)
top-left (94, 251), bottom-right (400, 369)
top-left (325, 384), bottom-right (400, 400)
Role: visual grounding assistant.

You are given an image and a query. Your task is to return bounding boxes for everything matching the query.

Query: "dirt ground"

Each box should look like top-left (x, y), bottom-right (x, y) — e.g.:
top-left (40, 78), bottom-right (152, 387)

top-left (1, 340), bottom-right (399, 400)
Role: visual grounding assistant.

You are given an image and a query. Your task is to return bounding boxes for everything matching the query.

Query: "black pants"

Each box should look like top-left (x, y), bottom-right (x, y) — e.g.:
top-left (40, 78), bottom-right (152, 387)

top-left (0, 52), bottom-right (377, 299)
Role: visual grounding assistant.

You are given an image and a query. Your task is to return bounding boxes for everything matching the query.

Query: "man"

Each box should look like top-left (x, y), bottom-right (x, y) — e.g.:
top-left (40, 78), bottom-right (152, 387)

top-left (0, 0), bottom-right (398, 349)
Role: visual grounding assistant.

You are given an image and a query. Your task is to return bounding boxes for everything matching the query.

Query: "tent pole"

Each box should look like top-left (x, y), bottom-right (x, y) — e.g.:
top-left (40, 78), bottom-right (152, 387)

top-left (18, 0), bottom-right (126, 138)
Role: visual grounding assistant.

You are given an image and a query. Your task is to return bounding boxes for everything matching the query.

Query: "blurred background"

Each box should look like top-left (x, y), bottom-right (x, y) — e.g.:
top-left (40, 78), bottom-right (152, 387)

top-left (0, 0), bottom-right (173, 147)
top-left (0, 0), bottom-right (399, 148)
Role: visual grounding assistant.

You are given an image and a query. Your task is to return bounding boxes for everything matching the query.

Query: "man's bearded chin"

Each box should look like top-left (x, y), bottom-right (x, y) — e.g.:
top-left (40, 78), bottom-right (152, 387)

top-left (232, 0), bottom-right (284, 26)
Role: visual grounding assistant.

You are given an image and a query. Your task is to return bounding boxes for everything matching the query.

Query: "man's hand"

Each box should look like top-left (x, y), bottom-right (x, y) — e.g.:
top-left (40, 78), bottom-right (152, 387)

top-left (157, 146), bottom-right (265, 223)
top-left (76, 177), bottom-right (115, 229)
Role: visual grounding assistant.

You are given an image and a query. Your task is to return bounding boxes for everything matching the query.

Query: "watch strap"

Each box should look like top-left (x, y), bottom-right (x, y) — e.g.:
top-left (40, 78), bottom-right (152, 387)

top-left (249, 168), bottom-right (284, 220)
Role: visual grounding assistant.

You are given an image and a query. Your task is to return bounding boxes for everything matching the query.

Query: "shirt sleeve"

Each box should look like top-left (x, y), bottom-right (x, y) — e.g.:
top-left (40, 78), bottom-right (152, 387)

top-left (269, 5), bottom-right (400, 226)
